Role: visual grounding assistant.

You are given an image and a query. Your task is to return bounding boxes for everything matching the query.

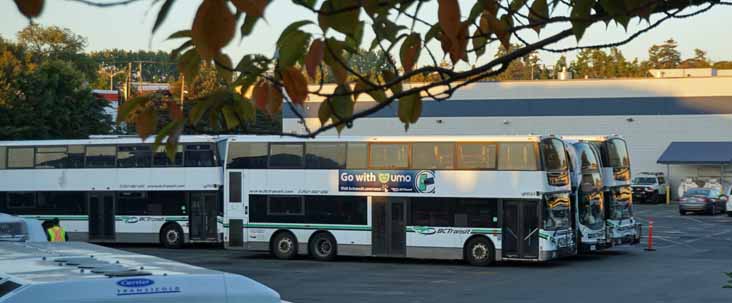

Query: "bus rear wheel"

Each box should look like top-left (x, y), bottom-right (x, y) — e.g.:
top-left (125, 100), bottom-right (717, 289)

top-left (464, 237), bottom-right (495, 266)
top-left (309, 232), bottom-right (337, 261)
top-left (271, 232), bottom-right (297, 259)
top-left (160, 223), bottom-right (184, 249)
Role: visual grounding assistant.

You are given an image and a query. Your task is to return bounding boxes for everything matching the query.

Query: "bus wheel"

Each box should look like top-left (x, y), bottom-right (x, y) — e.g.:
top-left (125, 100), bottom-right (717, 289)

top-left (309, 232), bottom-right (337, 261)
top-left (160, 223), bottom-right (184, 249)
top-left (271, 232), bottom-right (297, 259)
top-left (464, 237), bottom-right (495, 266)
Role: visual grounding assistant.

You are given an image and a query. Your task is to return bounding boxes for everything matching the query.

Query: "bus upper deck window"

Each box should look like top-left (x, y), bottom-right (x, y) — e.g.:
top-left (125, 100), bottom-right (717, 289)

top-left (369, 143), bottom-right (409, 169)
top-left (0, 146), bottom-right (6, 169)
top-left (8, 147), bottom-right (35, 169)
top-left (185, 144), bottom-right (215, 167)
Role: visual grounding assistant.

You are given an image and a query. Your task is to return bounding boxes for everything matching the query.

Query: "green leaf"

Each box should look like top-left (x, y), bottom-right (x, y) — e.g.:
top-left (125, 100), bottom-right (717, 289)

top-left (189, 98), bottom-right (213, 125)
top-left (277, 30), bottom-right (311, 67)
top-left (354, 78), bottom-right (387, 103)
top-left (472, 28), bottom-right (487, 58)
top-left (177, 49), bottom-right (201, 83)
top-left (292, 0), bottom-right (317, 9)
top-left (528, 0), bottom-right (548, 33)
top-left (424, 23), bottom-right (442, 44)
top-left (215, 53), bottom-right (233, 83)
top-left (345, 21), bottom-right (365, 50)
top-left (167, 30), bottom-right (192, 40)
top-left (153, 0), bottom-right (176, 34)
top-left (382, 69), bottom-right (402, 94)
top-left (276, 20), bottom-right (314, 46)
top-left (510, 0), bottom-right (528, 12)
top-left (318, 99), bottom-right (332, 125)
top-left (330, 84), bottom-right (354, 134)
top-left (398, 92), bottom-right (421, 129)
top-left (221, 105), bottom-right (240, 129)
top-left (318, 0), bottom-right (360, 36)
top-left (171, 40), bottom-right (193, 59)
top-left (372, 15), bottom-right (407, 44)
top-left (233, 94), bottom-right (256, 122)
top-left (570, 0), bottom-right (594, 41)
top-left (467, 1), bottom-right (484, 24)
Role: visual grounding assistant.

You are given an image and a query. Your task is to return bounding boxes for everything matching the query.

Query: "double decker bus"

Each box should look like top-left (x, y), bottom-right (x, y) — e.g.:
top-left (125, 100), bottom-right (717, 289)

top-left (563, 140), bottom-right (609, 252)
top-left (0, 135), bottom-right (223, 247)
top-left (221, 135), bottom-right (575, 265)
top-left (565, 136), bottom-right (640, 246)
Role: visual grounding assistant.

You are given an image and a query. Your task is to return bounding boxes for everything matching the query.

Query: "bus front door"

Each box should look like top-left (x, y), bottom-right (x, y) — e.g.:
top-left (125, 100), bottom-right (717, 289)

top-left (189, 192), bottom-right (218, 241)
top-left (372, 197), bottom-right (407, 257)
top-left (502, 200), bottom-right (539, 259)
top-left (88, 192), bottom-right (115, 241)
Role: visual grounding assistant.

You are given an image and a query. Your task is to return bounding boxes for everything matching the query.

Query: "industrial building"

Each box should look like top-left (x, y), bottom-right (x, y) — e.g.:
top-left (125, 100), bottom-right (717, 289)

top-left (284, 71), bottom-right (732, 198)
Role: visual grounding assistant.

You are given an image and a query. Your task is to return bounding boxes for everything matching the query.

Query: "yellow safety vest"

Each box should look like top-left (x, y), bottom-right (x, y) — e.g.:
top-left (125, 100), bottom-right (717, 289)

top-left (47, 226), bottom-right (66, 242)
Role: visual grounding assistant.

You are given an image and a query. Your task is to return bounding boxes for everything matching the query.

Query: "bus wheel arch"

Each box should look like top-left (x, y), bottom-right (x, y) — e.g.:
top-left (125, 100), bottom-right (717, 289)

top-left (270, 230), bottom-right (298, 259)
top-left (463, 235), bottom-right (495, 266)
top-left (308, 231), bottom-right (338, 261)
top-left (159, 222), bottom-right (184, 249)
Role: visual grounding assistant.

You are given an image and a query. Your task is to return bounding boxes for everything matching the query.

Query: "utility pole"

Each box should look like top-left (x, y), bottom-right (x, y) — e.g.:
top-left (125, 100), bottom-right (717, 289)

top-left (138, 61), bottom-right (143, 93)
top-left (126, 62), bottom-right (132, 100)
top-left (180, 73), bottom-right (185, 110)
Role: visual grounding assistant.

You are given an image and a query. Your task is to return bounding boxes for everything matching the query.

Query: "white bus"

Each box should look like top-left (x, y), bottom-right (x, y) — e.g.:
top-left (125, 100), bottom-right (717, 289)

top-left (564, 140), bottom-right (609, 252)
top-left (221, 135), bottom-right (576, 265)
top-left (0, 135), bottom-right (223, 248)
top-left (565, 136), bottom-right (640, 246)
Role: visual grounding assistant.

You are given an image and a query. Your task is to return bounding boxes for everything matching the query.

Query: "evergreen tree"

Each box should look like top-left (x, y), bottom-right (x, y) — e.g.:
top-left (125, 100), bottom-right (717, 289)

top-left (647, 39), bottom-right (681, 69)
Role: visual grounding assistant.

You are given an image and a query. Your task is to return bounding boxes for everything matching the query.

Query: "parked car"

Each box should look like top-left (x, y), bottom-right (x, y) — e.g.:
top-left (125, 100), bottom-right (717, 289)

top-left (678, 188), bottom-right (727, 215)
top-left (632, 173), bottom-right (667, 203)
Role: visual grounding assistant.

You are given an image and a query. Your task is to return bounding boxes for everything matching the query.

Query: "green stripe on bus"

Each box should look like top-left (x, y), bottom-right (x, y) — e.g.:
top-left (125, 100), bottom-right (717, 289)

top-left (20, 215), bottom-right (88, 221)
top-left (244, 223), bottom-right (371, 231)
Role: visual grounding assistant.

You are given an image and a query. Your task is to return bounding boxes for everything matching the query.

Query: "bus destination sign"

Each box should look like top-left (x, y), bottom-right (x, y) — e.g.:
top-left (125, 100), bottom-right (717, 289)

top-left (338, 170), bottom-right (436, 193)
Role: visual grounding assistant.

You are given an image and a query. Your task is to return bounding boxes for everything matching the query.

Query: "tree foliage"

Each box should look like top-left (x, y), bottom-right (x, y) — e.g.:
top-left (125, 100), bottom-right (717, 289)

top-left (0, 38), bottom-right (111, 139)
top-left (10, 0), bottom-right (729, 146)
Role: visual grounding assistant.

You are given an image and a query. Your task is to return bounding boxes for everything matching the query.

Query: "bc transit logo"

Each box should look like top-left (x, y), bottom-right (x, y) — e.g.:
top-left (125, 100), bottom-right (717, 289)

top-left (117, 278), bottom-right (155, 288)
top-left (412, 226), bottom-right (436, 235)
top-left (415, 170), bottom-right (436, 193)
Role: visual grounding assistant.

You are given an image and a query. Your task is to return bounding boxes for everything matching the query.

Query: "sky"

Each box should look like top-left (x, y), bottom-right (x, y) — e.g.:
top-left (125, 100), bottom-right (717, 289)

top-left (1, 0), bottom-right (731, 68)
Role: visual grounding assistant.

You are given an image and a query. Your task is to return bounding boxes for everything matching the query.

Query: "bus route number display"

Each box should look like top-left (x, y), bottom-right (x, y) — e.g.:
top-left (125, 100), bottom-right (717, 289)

top-left (338, 170), bottom-right (436, 193)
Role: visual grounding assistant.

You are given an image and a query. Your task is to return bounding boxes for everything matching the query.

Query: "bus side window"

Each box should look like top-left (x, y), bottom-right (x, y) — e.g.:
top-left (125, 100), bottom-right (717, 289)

top-left (269, 143), bottom-right (304, 169)
top-left (369, 143), bottom-right (409, 169)
top-left (85, 146), bottom-right (116, 168)
top-left (0, 146), bottom-right (6, 169)
top-left (35, 146), bottom-right (69, 169)
top-left (412, 143), bottom-right (454, 169)
top-left (346, 143), bottom-right (368, 169)
top-left (227, 142), bottom-right (267, 169)
top-left (7, 147), bottom-right (34, 169)
top-left (305, 143), bottom-right (346, 169)
top-left (497, 142), bottom-right (539, 171)
top-left (185, 144), bottom-right (215, 167)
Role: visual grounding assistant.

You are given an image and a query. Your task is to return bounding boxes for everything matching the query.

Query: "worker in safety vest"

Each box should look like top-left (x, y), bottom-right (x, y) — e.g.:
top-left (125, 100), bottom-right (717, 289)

top-left (46, 218), bottom-right (67, 242)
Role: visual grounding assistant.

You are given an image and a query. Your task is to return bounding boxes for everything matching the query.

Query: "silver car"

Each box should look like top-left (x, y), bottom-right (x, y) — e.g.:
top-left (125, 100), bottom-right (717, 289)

top-left (678, 188), bottom-right (727, 215)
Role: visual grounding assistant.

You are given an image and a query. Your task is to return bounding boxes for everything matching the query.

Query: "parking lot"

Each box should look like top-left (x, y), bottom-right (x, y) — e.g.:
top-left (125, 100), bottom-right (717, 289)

top-left (120, 204), bottom-right (732, 303)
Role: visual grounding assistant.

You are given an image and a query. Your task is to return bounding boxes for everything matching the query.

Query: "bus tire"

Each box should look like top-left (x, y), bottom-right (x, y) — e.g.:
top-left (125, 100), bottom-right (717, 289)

top-left (464, 236), bottom-right (495, 266)
top-left (308, 232), bottom-right (337, 261)
top-left (271, 231), bottom-right (298, 259)
top-left (160, 223), bottom-right (184, 249)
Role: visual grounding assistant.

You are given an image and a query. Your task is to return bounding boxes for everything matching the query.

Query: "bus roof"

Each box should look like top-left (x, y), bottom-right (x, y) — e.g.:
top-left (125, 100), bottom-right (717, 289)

top-left (0, 135), bottom-right (219, 147)
top-left (561, 135), bottom-right (625, 142)
top-left (224, 134), bottom-right (556, 143)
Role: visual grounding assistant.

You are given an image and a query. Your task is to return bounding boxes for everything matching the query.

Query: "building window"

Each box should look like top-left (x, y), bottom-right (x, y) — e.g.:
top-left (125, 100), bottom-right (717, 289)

top-left (7, 147), bottom-right (34, 169)
top-left (85, 146), bottom-right (116, 168)
top-left (269, 143), bottom-right (304, 169)
top-left (305, 142), bottom-right (346, 169)
top-left (457, 143), bottom-right (496, 169)
top-left (412, 143), bottom-right (455, 169)
top-left (369, 143), bottom-right (409, 169)
top-left (498, 142), bottom-right (539, 171)
top-left (227, 142), bottom-right (268, 169)
top-left (184, 144), bottom-right (215, 167)
top-left (117, 145), bottom-right (152, 168)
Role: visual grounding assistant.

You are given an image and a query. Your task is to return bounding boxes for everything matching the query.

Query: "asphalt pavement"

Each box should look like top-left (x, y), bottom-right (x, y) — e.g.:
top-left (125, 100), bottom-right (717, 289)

top-left (119, 204), bottom-right (732, 303)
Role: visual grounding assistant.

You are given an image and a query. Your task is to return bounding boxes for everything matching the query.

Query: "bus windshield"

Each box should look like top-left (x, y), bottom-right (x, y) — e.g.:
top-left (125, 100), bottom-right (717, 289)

top-left (543, 193), bottom-right (571, 231)
top-left (579, 191), bottom-right (604, 230)
top-left (576, 143), bottom-right (600, 171)
top-left (541, 139), bottom-right (568, 171)
top-left (606, 139), bottom-right (630, 168)
top-left (607, 186), bottom-right (632, 220)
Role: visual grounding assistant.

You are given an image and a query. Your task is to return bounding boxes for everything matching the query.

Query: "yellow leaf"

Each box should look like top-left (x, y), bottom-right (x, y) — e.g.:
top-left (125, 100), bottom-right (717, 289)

top-left (134, 107), bottom-right (158, 139)
top-left (252, 80), bottom-right (269, 111)
top-left (192, 0), bottom-right (236, 60)
top-left (281, 67), bottom-right (309, 106)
